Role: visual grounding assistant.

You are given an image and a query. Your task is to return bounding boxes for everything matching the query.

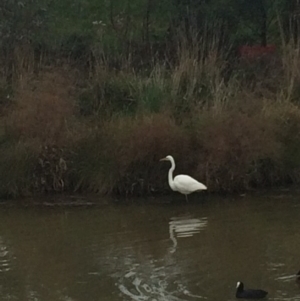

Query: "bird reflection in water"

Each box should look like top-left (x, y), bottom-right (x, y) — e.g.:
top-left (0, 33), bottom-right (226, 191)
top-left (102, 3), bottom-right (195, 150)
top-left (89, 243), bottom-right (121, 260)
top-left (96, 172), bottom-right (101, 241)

top-left (169, 216), bottom-right (208, 253)
top-left (114, 215), bottom-right (208, 301)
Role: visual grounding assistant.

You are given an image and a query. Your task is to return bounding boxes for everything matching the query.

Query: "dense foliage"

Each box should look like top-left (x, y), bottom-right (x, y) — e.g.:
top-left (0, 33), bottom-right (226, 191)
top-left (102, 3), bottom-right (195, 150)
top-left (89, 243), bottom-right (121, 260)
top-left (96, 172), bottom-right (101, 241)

top-left (0, 0), bottom-right (296, 66)
top-left (0, 0), bottom-right (300, 199)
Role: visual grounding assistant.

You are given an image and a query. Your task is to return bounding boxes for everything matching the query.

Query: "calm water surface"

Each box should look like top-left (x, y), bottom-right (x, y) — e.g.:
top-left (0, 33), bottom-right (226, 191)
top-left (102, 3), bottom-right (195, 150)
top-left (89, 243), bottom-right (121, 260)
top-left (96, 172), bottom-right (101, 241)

top-left (0, 193), bottom-right (300, 301)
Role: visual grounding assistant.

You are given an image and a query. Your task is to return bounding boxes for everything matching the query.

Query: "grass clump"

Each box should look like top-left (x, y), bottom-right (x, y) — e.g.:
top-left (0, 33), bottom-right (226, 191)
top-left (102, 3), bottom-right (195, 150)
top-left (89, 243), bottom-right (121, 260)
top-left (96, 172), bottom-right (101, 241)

top-left (189, 108), bottom-right (280, 192)
top-left (0, 140), bottom-right (35, 198)
top-left (70, 113), bottom-right (188, 195)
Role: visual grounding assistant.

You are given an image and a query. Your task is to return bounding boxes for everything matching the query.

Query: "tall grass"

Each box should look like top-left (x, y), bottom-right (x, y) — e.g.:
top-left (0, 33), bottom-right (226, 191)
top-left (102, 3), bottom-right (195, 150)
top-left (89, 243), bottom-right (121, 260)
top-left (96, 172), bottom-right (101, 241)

top-left (170, 27), bottom-right (232, 110)
top-left (2, 21), bottom-right (300, 198)
top-left (276, 10), bottom-right (300, 102)
top-left (0, 140), bottom-right (35, 198)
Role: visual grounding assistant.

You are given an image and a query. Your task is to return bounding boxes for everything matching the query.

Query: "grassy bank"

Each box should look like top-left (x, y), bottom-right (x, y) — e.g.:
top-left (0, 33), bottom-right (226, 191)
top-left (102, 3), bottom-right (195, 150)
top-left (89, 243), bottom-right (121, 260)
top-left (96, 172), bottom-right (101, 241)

top-left (1, 38), bottom-right (300, 199)
top-left (1, 1), bottom-right (300, 199)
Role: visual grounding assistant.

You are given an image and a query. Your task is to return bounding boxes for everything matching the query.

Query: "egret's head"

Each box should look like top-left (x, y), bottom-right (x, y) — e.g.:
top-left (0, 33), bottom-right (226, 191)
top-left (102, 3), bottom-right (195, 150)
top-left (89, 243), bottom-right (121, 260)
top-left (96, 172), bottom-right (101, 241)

top-left (160, 155), bottom-right (173, 162)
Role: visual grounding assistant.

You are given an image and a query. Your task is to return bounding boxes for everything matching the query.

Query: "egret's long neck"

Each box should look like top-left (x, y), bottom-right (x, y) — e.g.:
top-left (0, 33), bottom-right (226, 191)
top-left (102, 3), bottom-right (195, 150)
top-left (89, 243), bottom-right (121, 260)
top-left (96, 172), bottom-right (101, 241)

top-left (168, 158), bottom-right (176, 191)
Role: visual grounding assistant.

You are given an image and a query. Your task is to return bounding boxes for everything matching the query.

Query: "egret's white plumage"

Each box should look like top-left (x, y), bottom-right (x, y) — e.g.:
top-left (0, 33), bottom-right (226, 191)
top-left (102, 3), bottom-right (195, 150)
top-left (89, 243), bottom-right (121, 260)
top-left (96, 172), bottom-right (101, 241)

top-left (160, 155), bottom-right (207, 201)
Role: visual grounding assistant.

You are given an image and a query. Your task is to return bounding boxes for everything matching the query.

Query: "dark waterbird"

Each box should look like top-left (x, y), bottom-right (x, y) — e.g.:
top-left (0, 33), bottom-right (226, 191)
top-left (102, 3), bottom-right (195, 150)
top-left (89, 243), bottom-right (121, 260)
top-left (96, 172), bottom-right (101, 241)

top-left (236, 281), bottom-right (268, 299)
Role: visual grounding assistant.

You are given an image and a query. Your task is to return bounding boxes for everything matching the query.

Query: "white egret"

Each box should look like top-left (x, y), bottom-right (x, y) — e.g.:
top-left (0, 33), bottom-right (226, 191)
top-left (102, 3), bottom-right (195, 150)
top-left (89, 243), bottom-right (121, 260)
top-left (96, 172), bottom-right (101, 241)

top-left (160, 155), bottom-right (207, 201)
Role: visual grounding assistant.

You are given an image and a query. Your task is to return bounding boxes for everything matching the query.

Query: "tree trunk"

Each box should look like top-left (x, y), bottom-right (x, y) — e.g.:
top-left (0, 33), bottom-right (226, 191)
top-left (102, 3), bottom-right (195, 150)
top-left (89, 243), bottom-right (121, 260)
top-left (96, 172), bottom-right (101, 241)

top-left (260, 1), bottom-right (267, 46)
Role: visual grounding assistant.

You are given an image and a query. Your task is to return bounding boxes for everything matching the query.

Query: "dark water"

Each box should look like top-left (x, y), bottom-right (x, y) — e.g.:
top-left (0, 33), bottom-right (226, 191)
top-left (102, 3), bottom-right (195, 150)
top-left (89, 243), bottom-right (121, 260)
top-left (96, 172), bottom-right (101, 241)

top-left (0, 193), bottom-right (300, 301)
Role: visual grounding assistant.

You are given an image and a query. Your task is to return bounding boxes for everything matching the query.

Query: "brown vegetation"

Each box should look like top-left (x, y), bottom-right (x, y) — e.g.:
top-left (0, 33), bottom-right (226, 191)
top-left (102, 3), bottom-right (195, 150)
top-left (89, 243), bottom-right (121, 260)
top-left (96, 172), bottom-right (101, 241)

top-left (5, 67), bottom-right (77, 145)
top-left (1, 35), bottom-right (300, 199)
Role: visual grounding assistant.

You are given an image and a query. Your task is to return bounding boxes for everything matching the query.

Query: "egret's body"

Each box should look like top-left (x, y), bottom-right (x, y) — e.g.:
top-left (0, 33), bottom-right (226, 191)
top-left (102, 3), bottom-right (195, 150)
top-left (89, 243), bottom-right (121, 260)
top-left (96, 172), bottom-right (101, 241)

top-left (160, 155), bottom-right (207, 201)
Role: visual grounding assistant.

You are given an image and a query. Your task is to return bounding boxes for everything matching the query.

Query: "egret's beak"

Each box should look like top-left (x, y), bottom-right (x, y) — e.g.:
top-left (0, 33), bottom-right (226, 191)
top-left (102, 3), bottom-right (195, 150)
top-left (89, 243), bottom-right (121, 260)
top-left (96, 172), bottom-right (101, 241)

top-left (160, 157), bottom-right (168, 161)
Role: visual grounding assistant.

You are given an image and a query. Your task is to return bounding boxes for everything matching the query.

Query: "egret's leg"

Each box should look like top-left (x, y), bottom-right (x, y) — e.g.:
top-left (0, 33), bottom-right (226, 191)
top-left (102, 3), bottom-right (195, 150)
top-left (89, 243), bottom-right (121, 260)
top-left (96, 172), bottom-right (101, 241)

top-left (185, 194), bottom-right (189, 202)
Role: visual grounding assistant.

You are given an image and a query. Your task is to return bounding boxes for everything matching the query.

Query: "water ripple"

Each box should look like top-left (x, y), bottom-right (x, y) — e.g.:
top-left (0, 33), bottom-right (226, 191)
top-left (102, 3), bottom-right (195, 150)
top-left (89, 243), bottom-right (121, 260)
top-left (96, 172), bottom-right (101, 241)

top-left (0, 236), bottom-right (11, 273)
top-left (112, 214), bottom-right (208, 301)
top-left (117, 266), bottom-right (207, 301)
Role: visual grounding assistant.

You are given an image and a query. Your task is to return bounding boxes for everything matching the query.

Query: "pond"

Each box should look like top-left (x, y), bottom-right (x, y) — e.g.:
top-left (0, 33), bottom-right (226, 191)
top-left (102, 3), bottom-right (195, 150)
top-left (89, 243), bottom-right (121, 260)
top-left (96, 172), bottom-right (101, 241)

top-left (0, 192), bottom-right (300, 301)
